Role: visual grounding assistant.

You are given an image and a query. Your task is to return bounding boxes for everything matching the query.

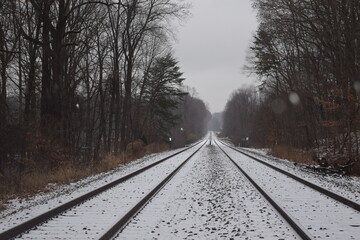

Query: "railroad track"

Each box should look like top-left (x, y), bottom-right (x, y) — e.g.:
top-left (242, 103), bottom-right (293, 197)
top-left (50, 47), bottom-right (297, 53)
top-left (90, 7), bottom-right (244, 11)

top-left (218, 139), bottom-right (360, 212)
top-left (215, 138), bottom-right (360, 240)
top-left (0, 139), bottom-right (207, 240)
top-left (98, 140), bottom-right (207, 240)
top-left (3, 135), bottom-right (359, 239)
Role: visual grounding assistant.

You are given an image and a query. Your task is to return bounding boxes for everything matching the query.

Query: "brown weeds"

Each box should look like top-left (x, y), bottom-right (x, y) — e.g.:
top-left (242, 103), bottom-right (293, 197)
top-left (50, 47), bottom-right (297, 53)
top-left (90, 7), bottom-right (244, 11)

top-left (270, 145), bottom-right (316, 165)
top-left (145, 142), bottom-right (169, 155)
top-left (0, 204), bottom-right (6, 212)
top-left (348, 161), bottom-right (360, 176)
top-left (0, 142), bottom-right (170, 212)
top-left (96, 154), bottom-right (127, 173)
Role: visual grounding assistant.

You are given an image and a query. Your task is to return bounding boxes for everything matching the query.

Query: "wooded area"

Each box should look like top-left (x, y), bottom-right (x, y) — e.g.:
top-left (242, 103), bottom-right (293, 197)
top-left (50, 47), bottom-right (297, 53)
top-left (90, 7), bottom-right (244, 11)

top-left (0, 0), bottom-right (210, 191)
top-left (223, 0), bottom-right (360, 174)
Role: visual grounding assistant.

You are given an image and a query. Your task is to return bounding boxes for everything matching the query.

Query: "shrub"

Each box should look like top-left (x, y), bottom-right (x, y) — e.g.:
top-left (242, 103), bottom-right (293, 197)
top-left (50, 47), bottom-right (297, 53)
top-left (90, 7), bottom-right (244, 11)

top-left (270, 145), bottom-right (316, 165)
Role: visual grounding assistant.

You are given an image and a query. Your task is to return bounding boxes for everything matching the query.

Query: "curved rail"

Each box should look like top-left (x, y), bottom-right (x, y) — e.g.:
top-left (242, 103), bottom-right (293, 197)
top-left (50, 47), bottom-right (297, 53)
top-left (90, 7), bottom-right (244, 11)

top-left (215, 140), bottom-right (313, 240)
top-left (0, 140), bottom-right (205, 240)
top-left (218, 139), bottom-right (360, 212)
top-left (99, 140), bottom-right (207, 240)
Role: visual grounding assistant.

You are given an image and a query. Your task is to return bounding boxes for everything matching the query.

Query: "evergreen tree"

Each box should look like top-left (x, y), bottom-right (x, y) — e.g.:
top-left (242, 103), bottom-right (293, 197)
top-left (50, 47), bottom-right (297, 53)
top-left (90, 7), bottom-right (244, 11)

top-left (144, 53), bottom-right (186, 141)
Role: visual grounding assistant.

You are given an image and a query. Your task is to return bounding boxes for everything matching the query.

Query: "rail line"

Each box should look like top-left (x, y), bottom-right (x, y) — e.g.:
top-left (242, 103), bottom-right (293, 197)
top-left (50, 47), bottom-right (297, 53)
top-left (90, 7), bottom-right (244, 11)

top-left (3, 136), bottom-right (359, 239)
top-left (215, 138), bottom-right (360, 240)
top-left (215, 140), bottom-right (313, 240)
top-left (0, 139), bottom-right (206, 240)
top-left (99, 140), bottom-right (207, 239)
top-left (218, 139), bottom-right (360, 212)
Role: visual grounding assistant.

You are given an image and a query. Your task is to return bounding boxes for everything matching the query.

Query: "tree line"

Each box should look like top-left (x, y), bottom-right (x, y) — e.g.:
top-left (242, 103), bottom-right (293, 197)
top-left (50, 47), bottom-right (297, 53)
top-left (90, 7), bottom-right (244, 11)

top-left (223, 0), bottom-right (360, 173)
top-left (0, 0), bottom-right (209, 180)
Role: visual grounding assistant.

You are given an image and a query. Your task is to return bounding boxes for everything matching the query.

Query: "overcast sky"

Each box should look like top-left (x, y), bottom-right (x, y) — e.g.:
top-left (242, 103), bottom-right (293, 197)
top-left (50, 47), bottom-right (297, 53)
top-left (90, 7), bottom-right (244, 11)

top-left (174, 0), bottom-right (259, 113)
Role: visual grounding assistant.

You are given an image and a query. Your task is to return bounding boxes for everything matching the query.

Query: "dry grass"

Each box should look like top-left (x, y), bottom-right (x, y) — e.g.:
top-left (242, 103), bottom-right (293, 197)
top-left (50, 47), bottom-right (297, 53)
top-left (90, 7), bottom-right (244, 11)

top-left (271, 146), bottom-right (360, 176)
top-left (0, 204), bottom-right (6, 211)
top-left (270, 145), bottom-right (316, 165)
top-left (0, 166), bottom-right (93, 199)
top-left (21, 166), bottom-right (94, 191)
top-left (0, 142), bottom-right (170, 212)
top-left (348, 161), bottom-right (360, 176)
top-left (145, 142), bottom-right (169, 155)
top-left (96, 154), bottom-right (128, 173)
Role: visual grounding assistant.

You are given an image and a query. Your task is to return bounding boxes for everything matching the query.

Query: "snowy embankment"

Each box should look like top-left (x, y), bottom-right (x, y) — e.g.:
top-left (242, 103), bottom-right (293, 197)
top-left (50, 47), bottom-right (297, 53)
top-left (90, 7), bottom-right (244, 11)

top-left (237, 147), bottom-right (360, 204)
top-left (0, 147), bottom-right (188, 233)
top-left (9, 143), bottom-right (203, 239)
top-left (218, 141), bottom-right (360, 239)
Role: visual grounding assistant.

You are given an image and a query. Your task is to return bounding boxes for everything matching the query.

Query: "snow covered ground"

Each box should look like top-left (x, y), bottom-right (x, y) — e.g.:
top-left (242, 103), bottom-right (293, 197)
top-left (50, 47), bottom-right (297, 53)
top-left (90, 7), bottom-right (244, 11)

top-left (218, 141), bottom-right (360, 239)
top-left (236, 146), bottom-right (360, 204)
top-left (10, 143), bottom-right (204, 240)
top-left (0, 144), bottom-right (198, 234)
top-left (119, 142), bottom-right (299, 239)
top-left (1, 136), bottom-right (360, 239)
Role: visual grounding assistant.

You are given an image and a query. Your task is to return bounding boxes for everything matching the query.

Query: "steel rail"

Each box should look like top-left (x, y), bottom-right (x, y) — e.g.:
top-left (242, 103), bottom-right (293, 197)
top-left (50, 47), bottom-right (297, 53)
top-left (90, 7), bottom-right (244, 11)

top-left (218, 139), bottom-right (360, 212)
top-left (99, 140), bottom-right (207, 240)
top-left (215, 140), bottom-right (313, 240)
top-left (0, 140), bottom-right (204, 240)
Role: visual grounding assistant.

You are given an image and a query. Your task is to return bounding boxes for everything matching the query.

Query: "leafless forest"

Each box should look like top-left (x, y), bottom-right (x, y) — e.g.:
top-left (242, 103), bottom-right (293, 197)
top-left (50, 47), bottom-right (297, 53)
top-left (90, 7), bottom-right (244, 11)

top-left (222, 0), bottom-right (360, 174)
top-left (0, 0), bottom-right (210, 192)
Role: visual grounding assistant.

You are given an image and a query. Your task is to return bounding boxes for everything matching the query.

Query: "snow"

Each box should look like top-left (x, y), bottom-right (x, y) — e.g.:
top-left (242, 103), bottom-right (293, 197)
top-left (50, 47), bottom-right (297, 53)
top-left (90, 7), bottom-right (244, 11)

top-left (219, 141), bottom-right (360, 239)
top-left (8, 143), bottom-right (204, 239)
top-left (1, 136), bottom-right (360, 239)
top-left (119, 142), bottom-right (299, 239)
top-left (0, 145), bottom-right (197, 233)
top-left (237, 146), bottom-right (360, 204)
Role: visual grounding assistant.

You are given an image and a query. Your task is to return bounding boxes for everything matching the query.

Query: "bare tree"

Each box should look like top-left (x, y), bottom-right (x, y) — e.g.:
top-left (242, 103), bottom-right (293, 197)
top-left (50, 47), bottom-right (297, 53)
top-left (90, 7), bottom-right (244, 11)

top-left (246, 0), bottom-right (360, 171)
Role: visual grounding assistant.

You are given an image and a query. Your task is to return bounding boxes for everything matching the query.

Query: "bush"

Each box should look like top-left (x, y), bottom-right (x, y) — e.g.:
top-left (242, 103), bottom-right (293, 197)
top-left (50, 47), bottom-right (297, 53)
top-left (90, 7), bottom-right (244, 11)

top-left (126, 139), bottom-right (145, 159)
top-left (270, 145), bottom-right (316, 165)
top-left (145, 142), bottom-right (169, 155)
top-left (186, 133), bottom-right (197, 143)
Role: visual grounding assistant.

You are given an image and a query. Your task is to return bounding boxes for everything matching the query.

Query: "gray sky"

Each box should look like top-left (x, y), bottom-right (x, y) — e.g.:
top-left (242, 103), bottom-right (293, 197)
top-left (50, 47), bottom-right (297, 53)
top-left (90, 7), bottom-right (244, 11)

top-left (174, 0), bottom-right (259, 113)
